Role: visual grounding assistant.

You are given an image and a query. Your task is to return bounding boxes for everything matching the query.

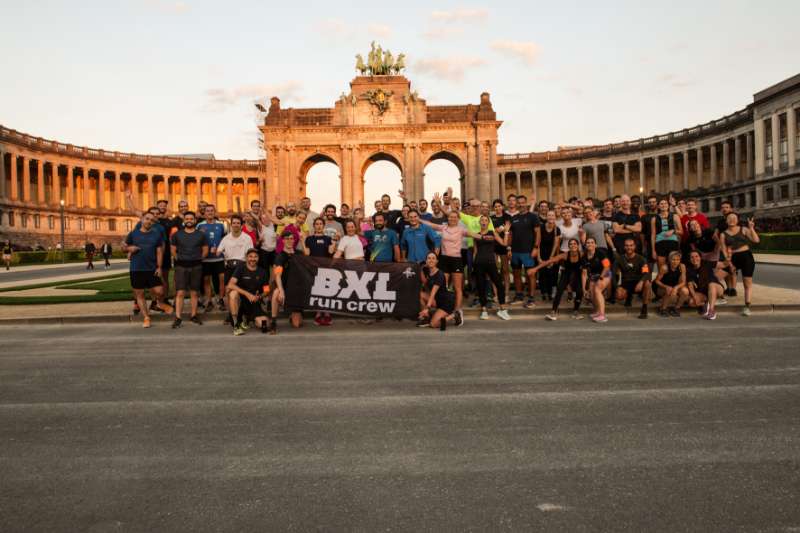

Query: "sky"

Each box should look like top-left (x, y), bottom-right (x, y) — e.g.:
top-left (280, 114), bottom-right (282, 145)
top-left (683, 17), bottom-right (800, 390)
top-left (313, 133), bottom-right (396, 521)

top-left (1, 0), bottom-right (797, 210)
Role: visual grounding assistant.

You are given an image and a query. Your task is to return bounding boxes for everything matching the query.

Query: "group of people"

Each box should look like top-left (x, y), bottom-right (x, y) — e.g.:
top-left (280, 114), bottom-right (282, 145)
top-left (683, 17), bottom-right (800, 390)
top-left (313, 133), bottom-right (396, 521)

top-left (121, 188), bottom-right (761, 333)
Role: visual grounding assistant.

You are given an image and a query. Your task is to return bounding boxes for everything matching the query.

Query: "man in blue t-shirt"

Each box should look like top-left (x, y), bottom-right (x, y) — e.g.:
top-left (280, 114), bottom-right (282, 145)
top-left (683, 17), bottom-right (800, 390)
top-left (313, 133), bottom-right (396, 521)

top-left (364, 212), bottom-right (400, 262)
top-left (400, 210), bottom-right (440, 263)
top-left (197, 204), bottom-right (227, 312)
top-left (123, 212), bottom-right (173, 328)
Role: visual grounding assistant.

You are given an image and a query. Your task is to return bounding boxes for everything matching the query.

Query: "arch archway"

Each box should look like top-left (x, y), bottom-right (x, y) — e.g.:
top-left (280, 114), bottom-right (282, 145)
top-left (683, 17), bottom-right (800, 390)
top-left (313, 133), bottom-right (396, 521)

top-left (363, 152), bottom-right (403, 215)
top-left (302, 153), bottom-right (341, 214)
top-left (423, 151), bottom-right (465, 201)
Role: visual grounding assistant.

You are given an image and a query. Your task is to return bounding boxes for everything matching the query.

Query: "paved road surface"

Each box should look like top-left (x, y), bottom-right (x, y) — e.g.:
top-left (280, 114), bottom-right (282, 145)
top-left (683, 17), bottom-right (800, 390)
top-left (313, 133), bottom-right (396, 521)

top-left (1, 316), bottom-right (799, 531)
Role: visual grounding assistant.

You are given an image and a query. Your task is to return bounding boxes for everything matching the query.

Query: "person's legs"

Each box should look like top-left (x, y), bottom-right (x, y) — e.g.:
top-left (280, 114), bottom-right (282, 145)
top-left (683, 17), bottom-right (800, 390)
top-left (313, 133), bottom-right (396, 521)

top-left (512, 267), bottom-right (523, 300)
top-left (203, 275), bottom-right (213, 307)
top-left (474, 264), bottom-right (490, 310)
top-left (499, 255), bottom-right (510, 296)
top-left (571, 272), bottom-right (583, 313)
top-left (133, 289), bottom-right (148, 320)
top-left (743, 276), bottom-right (753, 306)
top-left (592, 278), bottom-right (608, 317)
top-left (217, 271), bottom-right (226, 307)
top-left (189, 291), bottom-right (199, 317)
top-left (229, 292), bottom-right (240, 326)
top-left (175, 290), bottom-right (185, 318)
top-left (429, 308), bottom-right (449, 328)
top-left (550, 270), bottom-right (569, 316)
top-left (452, 271), bottom-right (463, 311)
top-left (486, 264), bottom-right (506, 307)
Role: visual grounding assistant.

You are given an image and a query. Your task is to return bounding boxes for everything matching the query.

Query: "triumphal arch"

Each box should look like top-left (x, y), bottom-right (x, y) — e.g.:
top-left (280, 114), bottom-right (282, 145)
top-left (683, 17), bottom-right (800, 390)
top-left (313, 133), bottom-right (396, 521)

top-left (260, 44), bottom-right (502, 207)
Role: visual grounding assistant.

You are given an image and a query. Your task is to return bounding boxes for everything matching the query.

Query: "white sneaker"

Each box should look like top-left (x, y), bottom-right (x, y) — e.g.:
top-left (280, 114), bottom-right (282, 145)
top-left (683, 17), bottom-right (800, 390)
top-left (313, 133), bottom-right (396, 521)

top-left (497, 309), bottom-right (511, 320)
top-left (545, 312), bottom-right (558, 321)
top-left (479, 310), bottom-right (489, 320)
top-left (717, 298), bottom-right (727, 306)
top-left (741, 306), bottom-right (751, 317)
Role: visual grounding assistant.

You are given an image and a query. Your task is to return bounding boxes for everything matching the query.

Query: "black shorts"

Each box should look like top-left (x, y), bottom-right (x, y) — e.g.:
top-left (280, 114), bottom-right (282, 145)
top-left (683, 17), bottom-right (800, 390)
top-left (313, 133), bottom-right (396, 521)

top-left (620, 279), bottom-right (644, 295)
top-left (239, 298), bottom-right (267, 321)
top-left (731, 249), bottom-right (755, 278)
top-left (202, 261), bottom-right (225, 277)
top-left (435, 294), bottom-right (456, 314)
top-left (439, 255), bottom-right (464, 274)
top-left (655, 239), bottom-right (680, 258)
top-left (258, 250), bottom-right (275, 271)
top-left (130, 270), bottom-right (161, 290)
top-left (174, 265), bottom-right (204, 292)
top-left (224, 261), bottom-right (244, 285)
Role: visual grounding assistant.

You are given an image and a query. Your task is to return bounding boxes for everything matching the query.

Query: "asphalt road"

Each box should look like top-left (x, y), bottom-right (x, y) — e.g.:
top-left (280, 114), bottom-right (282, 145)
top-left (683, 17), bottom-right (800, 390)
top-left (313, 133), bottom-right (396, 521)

top-left (1, 316), bottom-right (799, 532)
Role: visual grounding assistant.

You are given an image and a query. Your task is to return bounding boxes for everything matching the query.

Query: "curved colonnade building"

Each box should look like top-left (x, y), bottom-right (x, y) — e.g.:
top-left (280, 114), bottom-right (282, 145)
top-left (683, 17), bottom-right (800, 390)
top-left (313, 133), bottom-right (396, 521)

top-left (0, 73), bottom-right (798, 249)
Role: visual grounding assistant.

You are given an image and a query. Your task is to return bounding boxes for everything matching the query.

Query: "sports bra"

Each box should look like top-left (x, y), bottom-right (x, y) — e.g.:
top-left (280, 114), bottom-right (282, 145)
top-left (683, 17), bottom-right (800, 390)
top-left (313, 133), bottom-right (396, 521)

top-left (724, 229), bottom-right (750, 250)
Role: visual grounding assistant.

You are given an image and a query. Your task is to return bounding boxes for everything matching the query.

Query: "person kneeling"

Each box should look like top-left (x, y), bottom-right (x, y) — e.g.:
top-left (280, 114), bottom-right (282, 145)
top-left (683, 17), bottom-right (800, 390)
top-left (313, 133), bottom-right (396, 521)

top-left (227, 249), bottom-right (270, 335)
top-left (268, 231), bottom-right (303, 334)
top-left (418, 252), bottom-right (462, 329)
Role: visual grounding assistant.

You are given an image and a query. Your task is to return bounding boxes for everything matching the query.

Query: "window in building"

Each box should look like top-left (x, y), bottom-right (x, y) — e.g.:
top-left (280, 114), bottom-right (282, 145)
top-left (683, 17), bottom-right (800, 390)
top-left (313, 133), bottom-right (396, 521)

top-left (779, 115), bottom-right (788, 169)
top-left (780, 184), bottom-right (789, 200)
top-left (796, 109), bottom-right (800, 164)
top-left (714, 197), bottom-right (722, 211)
top-left (48, 215), bottom-right (55, 229)
top-left (21, 214), bottom-right (28, 228)
top-left (764, 118), bottom-right (773, 172)
top-left (93, 219), bottom-right (100, 231)
top-left (7, 210), bottom-right (14, 227)
top-left (78, 218), bottom-right (85, 231)
top-left (765, 186), bottom-right (774, 202)
top-left (748, 190), bottom-right (756, 207)
top-left (34, 214), bottom-right (41, 229)
top-left (108, 218), bottom-right (117, 232)
top-left (125, 219), bottom-right (132, 232)
top-left (795, 181), bottom-right (800, 198)
top-left (737, 193), bottom-right (746, 208)
top-left (701, 199), bottom-right (710, 212)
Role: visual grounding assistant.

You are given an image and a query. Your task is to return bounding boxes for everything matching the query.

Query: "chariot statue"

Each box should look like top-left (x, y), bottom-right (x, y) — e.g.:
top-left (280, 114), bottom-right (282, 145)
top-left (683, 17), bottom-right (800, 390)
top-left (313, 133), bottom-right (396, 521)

top-left (356, 43), bottom-right (406, 76)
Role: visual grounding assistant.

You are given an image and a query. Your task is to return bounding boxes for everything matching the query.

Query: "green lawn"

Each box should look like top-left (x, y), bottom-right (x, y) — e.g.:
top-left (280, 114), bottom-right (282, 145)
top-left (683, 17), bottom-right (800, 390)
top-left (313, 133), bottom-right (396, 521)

top-left (0, 272), bottom-right (175, 305)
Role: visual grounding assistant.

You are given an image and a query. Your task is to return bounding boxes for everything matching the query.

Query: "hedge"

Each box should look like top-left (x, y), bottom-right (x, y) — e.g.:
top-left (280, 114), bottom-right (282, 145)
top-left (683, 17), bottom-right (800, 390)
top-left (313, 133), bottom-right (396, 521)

top-left (751, 232), bottom-right (800, 252)
top-left (7, 250), bottom-right (128, 265)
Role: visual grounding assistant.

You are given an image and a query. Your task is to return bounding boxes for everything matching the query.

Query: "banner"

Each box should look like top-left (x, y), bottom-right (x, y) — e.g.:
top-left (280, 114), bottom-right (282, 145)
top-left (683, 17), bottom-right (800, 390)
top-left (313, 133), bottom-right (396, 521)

top-left (285, 255), bottom-right (421, 319)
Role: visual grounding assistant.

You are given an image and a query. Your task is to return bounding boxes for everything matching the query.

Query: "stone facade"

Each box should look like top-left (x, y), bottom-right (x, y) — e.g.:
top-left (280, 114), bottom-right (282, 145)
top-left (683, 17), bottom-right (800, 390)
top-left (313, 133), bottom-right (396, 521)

top-left (1, 72), bottom-right (799, 249)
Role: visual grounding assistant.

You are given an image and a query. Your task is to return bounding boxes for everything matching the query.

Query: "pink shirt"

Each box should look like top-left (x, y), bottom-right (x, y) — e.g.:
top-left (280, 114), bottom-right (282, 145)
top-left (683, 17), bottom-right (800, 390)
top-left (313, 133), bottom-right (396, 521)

top-left (440, 225), bottom-right (467, 257)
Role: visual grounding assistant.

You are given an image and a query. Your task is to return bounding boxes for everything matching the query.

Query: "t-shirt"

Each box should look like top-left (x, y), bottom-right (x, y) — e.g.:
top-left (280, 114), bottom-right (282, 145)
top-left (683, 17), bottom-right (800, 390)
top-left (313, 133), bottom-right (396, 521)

top-left (613, 253), bottom-right (649, 283)
top-left (337, 235), bottom-right (365, 259)
top-left (641, 213), bottom-right (658, 244)
top-left (557, 220), bottom-right (581, 252)
top-left (305, 234), bottom-right (333, 258)
top-left (680, 213), bottom-right (710, 242)
top-left (260, 224), bottom-right (277, 252)
top-left (474, 231), bottom-right (498, 264)
top-left (323, 220), bottom-right (344, 240)
top-left (273, 250), bottom-right (294, 287)
top-left (400, 225), bottom-right (439, 263)
top-left (686, 260), bottom-right (718, 291)
top-left (439, 225), bottom-right (468, 257)
top-left (231, 264), bottom-right (269, 295)
top-left (459, 212), bottom-right (494, 248)
top-left (689, 228), bottom-right (717, 254)
top-left (125, 227), bottom-right (163, 272)
top-left (422, 266), bottom-right (455, 310)
top-left (490, 213), bottom-right (511, 253)
top-left (584, 248), bottom-right (611, 278)
top-left (363, 228), bottom-right (399, 262)
top-left (170, 229), bottom-right (208, 267)
top-left (581, 220), bottom-right (608, 249)
top-left (509, 212), bottom-right (541, 253)
top-left (612, 211), bottom-right (642, 252)
top-left (217, 232), bottom-right (253, 262)
top-left (197, 220), bottom-right (226, 262)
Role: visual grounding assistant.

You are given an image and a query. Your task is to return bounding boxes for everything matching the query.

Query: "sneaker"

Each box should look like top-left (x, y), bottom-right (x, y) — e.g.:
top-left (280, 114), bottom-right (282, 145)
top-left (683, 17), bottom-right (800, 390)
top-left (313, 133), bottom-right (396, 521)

top-left (454, 312), bottom-right (464, 327)
top-left (142, 317), bottom-right (152, 328)
top-left (479, 311), bottom-right (489, 320)
top-left (261, 321), bottom-right (269, 334)
top-left (638, 309), bottom-right (648, 319)
top-left (658, 308), bottom-right (669, 317)
top-left (190, 315), bottom-right (203, 325)
top-left (571, 311), bottom-right (584, 320)
top-left (592, 314), bottom-right (608, 323)
top-left (497, 309), bottom-right (511, 321)
top-left (511, 293), bottom-right (524, 304)
top-left (171, 318), bottom-right (182, 329)
top-left (523, 298), bottom-right (536, 309)
top-left (241, 321), bottom-right (250, 331)
top-left (704, 310), bottom-right (717, 320)
top-left (205, 301), bottom-right (214, 313)
top-left (233, 326), bottom-right (245, 336)
top-left (457, 309), bottom-right (464, 322)
top-left (729, 288), bottom-right (738, 297)
top-left (741, 306), bottom-right (752, 317)
top-left (416, 317), bottom-right (431, 328)
top-left (268, 319), bottom-right (277, 335)
top-left (149, 300), bottom-right (159, 312)
top-left (217, 298), bottom-right (227, 311)
top-left (545, 312), bottom-right (558, 321)
top-left (668, 307), bottom-right (681, 318)
top-left (314, 315), bottom-right (324, 326)
top-left (717, 297), bottom-right (727, 306)
top-left (700, 303), bottom-right (709, 317)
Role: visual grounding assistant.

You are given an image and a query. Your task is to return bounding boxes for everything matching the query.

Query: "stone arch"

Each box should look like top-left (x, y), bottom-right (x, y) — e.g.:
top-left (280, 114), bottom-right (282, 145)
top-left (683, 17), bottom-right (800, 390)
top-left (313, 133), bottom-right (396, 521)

top-left (299, 152), bottom-right (341, 212)
top-left (362, 151), bottom-right (404, 212)
top-left (424, 150), bottom-right (466, 200)
top-left (360, 151), bottom-right (404, 177)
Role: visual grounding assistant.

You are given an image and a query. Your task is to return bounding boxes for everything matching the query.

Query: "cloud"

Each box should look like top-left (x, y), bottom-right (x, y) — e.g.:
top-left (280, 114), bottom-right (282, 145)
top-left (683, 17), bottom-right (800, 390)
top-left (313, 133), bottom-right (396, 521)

top-left (367, 24), bottom-right (393, 38)
top-left (430, 8), bottom-right (488, 23)
top-left (490, 40), bottom-right (540, 65)
top-left (204, 82), bottom-right (303, 111)
top-left (422, 27), bottom-right (464, 40)
top-left (141, 0), bottom-right (190, 14)
top-left (413, 56), bottom-right (486, 82)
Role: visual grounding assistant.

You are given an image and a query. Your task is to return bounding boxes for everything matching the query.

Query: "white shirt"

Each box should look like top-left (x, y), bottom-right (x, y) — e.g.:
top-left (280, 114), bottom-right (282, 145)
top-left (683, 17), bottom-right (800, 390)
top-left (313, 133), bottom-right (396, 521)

top-left (557, 219), bottom-right (581, 252)
top-left (217, 232), bottom-right (253, 261)
top-left (259, 224), bottom-right (277, 252)
top-left (337, 235), bottom-right (364, 259)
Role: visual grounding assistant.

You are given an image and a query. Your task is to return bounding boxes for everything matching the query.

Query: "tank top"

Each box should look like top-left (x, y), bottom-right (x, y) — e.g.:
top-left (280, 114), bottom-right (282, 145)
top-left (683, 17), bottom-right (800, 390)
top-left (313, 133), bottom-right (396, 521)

top-left (660, 265), bottom-right (682, 287)
top-left (655, 214), bottom-right (678, 243)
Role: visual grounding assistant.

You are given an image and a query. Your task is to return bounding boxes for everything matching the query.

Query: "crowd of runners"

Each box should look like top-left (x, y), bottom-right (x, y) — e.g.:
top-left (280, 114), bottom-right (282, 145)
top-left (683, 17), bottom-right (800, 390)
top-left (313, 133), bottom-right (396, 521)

top-left (120, 187), bottom-right (761, 333)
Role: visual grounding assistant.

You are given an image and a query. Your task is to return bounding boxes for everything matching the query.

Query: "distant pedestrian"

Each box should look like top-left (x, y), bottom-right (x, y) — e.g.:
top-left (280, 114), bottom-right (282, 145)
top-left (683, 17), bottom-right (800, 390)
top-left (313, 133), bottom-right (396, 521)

top-left (2, 240), bottom-right (12, 271)
top-left (101, 242), bottom-right (113, 269)
top-left (85, 241), bottom-right (96, 270)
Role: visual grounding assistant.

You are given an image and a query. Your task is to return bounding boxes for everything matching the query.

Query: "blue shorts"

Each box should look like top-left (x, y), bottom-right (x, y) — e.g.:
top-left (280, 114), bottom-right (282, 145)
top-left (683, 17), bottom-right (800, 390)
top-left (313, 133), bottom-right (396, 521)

top-left (511, 252), bottom-right (536, 269)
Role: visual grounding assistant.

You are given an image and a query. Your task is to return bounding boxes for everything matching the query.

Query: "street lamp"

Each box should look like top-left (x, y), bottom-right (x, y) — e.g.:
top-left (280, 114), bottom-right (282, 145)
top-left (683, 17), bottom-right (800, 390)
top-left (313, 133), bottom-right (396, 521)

top-left (59, 199), bottom-right (65, 264)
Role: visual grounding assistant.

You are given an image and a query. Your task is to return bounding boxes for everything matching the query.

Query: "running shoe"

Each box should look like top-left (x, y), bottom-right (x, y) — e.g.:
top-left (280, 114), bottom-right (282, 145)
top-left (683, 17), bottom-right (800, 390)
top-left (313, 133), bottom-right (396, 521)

top-left (545, 312), bottom-right (558, 321)
top-left (268, 319), bottom-right (277, 335)
top-left (658, 308), bottom-right (669, 317)
top-left (416, 317), bottom-right (431, 328)
top-left (142, 317), bottom-right (152, 328)
top-left (592, 314), bottom-right (608, 323)
top-left (241, 321), bottom-right (250, 331)
top-left (638, 308), bottom-right (648, 319)
top-left (511, 293), bottom-right (524, 304)
top-left (523, 298), bottom-right (536, 309)
top-left (741, 306), bottom-right (752, 317)
top-left (497, 309), bottom-right (511, 320)
top-left (314, 315), bottom-right (324, 326)
top-left (453, 312), bottom-right (464, 327)
top-left (479, 311), bottom-right (489, 320)
top-left (132, 304), bottom-right (141, 315)
top-left (729, 288), bottom-right (738, 297)
top-left (717, 298), bottom-right (728, 306)
top-left (571, 311), bottom-right (584, 320)
top-left (668, 307), bottom-right (681, 318)
top-left (217, 298), bottom-right (226, 310)
top-left (190, 315), bottom-right (203, 326)
top-left (704, 310), bottom-right (717, 320)
top-left (233, 326), bottom-right (245, 336)
top-left (172, 318), bottom-right (182, 329)
top-left (205, 301), bottom-right (214, 313)
top-left (700, 303), bottom-right (709, 316)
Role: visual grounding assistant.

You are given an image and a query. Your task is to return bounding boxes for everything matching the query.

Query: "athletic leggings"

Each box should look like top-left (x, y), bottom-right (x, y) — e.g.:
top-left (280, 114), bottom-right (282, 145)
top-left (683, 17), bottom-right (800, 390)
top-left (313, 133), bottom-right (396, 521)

top-left (538, 264), bottom-right (558, 296)
top-left (552, 267), bottom-right (583, 312)
top-left (474, 262), bottom-right (506, 307)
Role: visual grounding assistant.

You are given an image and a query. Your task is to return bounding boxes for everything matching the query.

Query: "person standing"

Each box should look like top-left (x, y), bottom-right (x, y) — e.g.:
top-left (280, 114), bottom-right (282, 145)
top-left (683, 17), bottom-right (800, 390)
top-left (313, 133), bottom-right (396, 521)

top-left (507, 194), bottom-right (542, 308)
top-left (170, 211), bottom-right (209, 328)
top-left (100, 242), bottom-right (113, 269)
top-left (197, 205), bottom-right (226, 312)
top-left (122, 212), bottom-right (173, 328)
top-left (217, 215), bottom-right (255, 322)
top-left (3, 240), bottom-right (13, 271)
top-left (720, 213), bottom-right (760, 316)
top-left (363, 212), bottom-right (400, 263)
top-left (84, 241), bottom-right (96, 270)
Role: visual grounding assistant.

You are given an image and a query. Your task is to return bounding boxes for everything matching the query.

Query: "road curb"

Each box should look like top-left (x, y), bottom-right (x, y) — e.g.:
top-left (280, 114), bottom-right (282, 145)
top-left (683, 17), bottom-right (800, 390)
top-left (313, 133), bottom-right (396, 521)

top-left (1, 304), bottom-right (798, 325)
top-left (755, 261), bottom-right (800, 267)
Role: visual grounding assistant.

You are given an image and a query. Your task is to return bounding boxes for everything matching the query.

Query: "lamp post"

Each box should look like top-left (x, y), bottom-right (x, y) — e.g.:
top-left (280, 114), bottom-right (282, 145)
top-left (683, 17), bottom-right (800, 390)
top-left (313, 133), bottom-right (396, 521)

top-left (59, 199), bottom-right (65, 263)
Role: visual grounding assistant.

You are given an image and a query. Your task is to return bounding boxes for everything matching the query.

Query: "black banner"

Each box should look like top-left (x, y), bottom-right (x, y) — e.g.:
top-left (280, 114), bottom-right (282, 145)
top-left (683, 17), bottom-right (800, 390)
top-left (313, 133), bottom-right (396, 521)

top-left (285, 255), bottom-right (421, 319)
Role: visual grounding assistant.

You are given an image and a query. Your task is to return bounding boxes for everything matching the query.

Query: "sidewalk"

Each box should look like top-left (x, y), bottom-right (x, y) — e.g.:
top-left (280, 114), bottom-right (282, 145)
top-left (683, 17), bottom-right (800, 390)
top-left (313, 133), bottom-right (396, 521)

top-left (0, 282), bottom-right (797, 324)
top-left (754, 253), bottom-right (800, 266)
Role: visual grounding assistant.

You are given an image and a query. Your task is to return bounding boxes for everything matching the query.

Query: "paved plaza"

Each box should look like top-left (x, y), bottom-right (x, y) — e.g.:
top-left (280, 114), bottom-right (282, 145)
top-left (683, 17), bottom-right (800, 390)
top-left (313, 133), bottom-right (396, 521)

top-left (1, 315), bottom-right (799, 531)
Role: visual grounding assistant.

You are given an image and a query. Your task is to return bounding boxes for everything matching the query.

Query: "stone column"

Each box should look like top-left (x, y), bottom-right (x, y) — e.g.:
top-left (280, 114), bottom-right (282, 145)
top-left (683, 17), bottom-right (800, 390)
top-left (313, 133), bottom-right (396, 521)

top-left (788, 106), bottom-right (797, 169)
top-left (722, 141), bottom-right (730, 183)
top-left (577, 166), bottom-right (584, 199)
top-left (682, 151), bottom-right (689, 190)
top-left (696, 148), bottom-right (704, 187)
top-left (115, 171), bottom-right (122, 210)
top-left (9, 153), bottom-right (18, 201)
top-left (243, 178), bottom-right (251, 211)
top-left (592, 165), bottom-right (598, 197)
top-left (81, 168), bottom-right (90, 208)
top-left (465, 143), bottom-right (476, 199)
top-left (638, 158), bottom-right (645, 194)
top-left (66, 166), bottom-right (74, 206)
top-left (546, 168), bottom-right (552, 203)
top-left (514, 171), bottom-right (521, 194)
top-left (226, 175), bottom-right (234, 213)
top-left (754, 118), bottom-right (765, 176)
top-left (771, 112), bottom-right (781, 171)
top-left (178, 176), bottom-right (186, 203)
top-left (746, 131), bottom-right (754, 179)
top-left (623, 161), bottom-right (630, 194)
top-left (145, 173), bottom-right (154, 208)
top-left (342, 148), bottom-right (354, 206)
top-left (488, 142), bottom-right (499, 200)
top-left (22, 156), bottom-right (31, 203)
top-left (561, 168), bottom-right (568, 200)
top-left (0, 150), bottom-right (5, 199)
top-left (499, 173), bottom-right (505, 201)
top-left (734, 137), bottom-right (742, 182)
top-left (36, 160), bottom-right (45, 204)
top-left (96, 170), bottom-right (104, 209)
top-left (653, 156), bottom-right (660, 193)
top-left (51, 163), bottom-right (61, 206)
top-left (668, 154), bottom-right (675, 192)
top-left (607, 163), bottom-right (614, 198)
top-left (709, 144), bottom-right (717, 185)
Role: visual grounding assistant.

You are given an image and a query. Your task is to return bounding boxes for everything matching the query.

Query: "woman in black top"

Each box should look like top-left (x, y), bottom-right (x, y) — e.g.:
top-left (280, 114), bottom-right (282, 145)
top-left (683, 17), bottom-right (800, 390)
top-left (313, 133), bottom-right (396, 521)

top-left (537, 210), bottom-right (562, 301)
top-left (490, 200), bottom-right (511, 297)
top-left (685, 250), bottom-right (725, 321)
top-left (473, 215), bottom-right (511, 320)
top-left (583, 236), bottom-right (612, 322)
top-left (418, 252), bottom-right (461, 329)
top-left (653, 251), bottom-right (687, 317)
top-left (532, 238), bottom-right (585, 320)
